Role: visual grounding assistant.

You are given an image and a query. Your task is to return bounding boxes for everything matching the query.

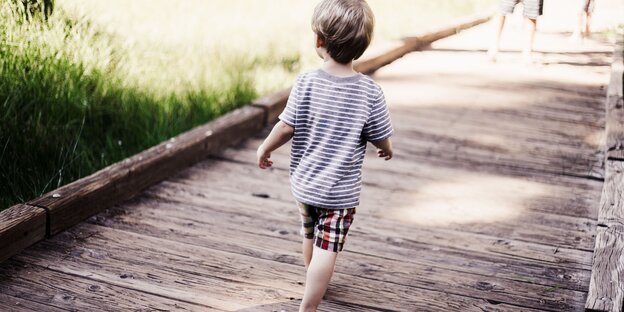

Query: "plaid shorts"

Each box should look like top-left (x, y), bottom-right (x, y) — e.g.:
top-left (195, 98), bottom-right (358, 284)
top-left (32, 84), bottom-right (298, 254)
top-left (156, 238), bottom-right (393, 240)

top-left (500, 0), bottom-right (544, 18)
top-left (297, 201), bottom-right (356, 252)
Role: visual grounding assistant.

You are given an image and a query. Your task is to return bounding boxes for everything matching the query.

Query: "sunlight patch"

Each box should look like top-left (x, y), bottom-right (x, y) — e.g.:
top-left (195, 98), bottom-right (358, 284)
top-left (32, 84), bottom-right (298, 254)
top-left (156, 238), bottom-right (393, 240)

top-left (387, 173), bottom-right (548, 226)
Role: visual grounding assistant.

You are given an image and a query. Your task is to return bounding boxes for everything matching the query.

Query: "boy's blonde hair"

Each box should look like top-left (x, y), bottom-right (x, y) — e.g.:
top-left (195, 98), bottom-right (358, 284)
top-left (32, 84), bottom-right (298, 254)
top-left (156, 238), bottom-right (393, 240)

top-left (312, 0), bottom-right (375, 64)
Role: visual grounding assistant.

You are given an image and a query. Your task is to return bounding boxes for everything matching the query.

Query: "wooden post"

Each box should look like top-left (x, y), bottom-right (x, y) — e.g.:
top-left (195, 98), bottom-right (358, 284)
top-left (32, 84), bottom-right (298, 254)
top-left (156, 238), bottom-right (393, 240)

top-left (586, 35), bottom-right (624, 312)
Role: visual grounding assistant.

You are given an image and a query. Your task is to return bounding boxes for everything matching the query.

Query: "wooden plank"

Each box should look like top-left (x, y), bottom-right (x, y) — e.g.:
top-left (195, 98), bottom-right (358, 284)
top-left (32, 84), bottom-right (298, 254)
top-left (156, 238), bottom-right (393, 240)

top-left (0, 260), bottom-right (208, 311)
top-left (27, 106), bottom-right (265, 237)
top-left (146, 179), bottom-right (594, 271)
top-left (24, 221), bottom-right (571, 311)
top-left (597, 161), bottom-right (624, 228)
top-left (0, 204), bottom-right (47, 263)
top-left (606, 36), bottom-right (624, 161)
top-left (606, 94), bottom-right (624, 161)
top-left (147, 170), bottom-right (594, 273)
top-left (176, 159), bottom-right (598, 251)
top-left (0, 293), bottom-right (67, 312)
top-left (99, 195), bottom-right (592, 293)
top-left (586, 161), bottom-right (624, 312)
top-left (14, 225), bottom-right (303, 311)
top-left (585, 225), bottom-right (624, 312)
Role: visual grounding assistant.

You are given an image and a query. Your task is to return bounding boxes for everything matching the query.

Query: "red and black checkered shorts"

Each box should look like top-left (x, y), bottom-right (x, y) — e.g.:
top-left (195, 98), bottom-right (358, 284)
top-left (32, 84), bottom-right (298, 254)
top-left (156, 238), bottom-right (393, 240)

top-left (297, 201), bottom-right (356, 252)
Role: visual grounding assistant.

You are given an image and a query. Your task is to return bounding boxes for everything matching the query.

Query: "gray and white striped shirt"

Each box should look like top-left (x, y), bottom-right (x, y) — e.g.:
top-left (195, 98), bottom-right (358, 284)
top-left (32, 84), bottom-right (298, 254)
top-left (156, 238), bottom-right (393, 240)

top-left (279, 69), bottom-right (393, 209)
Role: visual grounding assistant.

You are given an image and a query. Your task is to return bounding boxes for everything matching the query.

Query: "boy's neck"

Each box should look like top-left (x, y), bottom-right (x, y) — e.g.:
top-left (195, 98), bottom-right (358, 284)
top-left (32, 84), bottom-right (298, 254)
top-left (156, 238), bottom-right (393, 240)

top-left (321, 57), bottom-right (357, 78)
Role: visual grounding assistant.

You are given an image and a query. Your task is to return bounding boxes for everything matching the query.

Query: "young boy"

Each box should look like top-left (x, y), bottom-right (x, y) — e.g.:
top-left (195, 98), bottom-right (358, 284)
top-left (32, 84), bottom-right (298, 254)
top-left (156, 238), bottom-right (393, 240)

top-left (256, 0), bottom-right (393, 310)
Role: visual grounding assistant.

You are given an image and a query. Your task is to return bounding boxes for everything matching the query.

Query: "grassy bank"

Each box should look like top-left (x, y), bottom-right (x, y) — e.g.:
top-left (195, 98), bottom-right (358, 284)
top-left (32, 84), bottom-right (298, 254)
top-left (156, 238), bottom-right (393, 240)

top-left (0, 0), bottom-right (495, 210)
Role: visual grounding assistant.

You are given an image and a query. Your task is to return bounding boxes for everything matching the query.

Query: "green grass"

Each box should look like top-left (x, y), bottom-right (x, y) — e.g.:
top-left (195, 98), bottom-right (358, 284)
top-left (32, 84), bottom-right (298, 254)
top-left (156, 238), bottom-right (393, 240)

top-left (0, 0), bottom-right (495, 210)
top-left (0, 3), bottom-right (257, 209)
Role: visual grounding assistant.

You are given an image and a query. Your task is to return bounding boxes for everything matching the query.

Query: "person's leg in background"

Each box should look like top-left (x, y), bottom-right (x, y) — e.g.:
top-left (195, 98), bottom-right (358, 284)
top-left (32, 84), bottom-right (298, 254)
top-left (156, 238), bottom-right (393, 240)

top-left (521, 0), bottom-right (543, 64)
top-left (487, 0), bottom-right (519, 61)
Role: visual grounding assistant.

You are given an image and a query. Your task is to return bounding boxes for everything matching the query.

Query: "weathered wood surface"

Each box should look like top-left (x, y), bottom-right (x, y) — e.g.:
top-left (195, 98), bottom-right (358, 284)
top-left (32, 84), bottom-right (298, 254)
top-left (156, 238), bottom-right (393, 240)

top-left (585, 161), bottom-right (624, 312)
top-left (0, 293), bottom-right (66, 312)
top-left (27, 105), bottom-right (264, 237)
top-left (0, 260), bottom-right (208, 311)
top-left (606, 37), bottom-right (624, 161)
top-left (1, 6), bottom-right (619, 311)
top-left (0, 205), bottom-right (46, 263)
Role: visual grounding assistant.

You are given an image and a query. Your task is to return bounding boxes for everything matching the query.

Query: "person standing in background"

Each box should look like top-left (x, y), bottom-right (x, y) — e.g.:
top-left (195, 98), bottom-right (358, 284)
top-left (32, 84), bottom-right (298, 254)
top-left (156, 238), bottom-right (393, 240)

top-left (571, 0), bottom-right (595, 41)
top-left (487, 0), bottom-right (545, 64)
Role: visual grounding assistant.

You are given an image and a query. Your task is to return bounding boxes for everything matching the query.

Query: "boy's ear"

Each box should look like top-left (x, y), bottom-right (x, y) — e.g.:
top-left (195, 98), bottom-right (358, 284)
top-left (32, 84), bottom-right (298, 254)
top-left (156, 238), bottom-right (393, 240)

top-left (316, 36), bottom-right (325, 48)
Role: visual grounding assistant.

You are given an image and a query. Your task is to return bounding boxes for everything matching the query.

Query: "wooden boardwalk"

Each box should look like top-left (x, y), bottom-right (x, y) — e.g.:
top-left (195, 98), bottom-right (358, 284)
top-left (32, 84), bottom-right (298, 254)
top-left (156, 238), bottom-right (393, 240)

top-left (0, 12), bottom-right (618, 312)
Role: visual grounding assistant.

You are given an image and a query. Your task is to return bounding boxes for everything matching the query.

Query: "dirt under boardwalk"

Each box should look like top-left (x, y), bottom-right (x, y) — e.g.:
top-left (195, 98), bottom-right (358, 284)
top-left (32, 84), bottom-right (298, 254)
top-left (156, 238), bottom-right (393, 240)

top-left (0, 16), bottom-right (616, 312)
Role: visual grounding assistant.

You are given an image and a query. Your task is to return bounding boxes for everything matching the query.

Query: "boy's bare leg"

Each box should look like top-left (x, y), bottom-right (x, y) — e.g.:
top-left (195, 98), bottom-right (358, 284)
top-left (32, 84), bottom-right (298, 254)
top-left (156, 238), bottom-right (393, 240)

top-left (300, 247), bottom-right (338, 312)
top-left (523, 18), bottom-right (537, 63)
top-left (487, 14), bottom-right (506, 61)
top-left (303, 238), bottom-right (314, 269)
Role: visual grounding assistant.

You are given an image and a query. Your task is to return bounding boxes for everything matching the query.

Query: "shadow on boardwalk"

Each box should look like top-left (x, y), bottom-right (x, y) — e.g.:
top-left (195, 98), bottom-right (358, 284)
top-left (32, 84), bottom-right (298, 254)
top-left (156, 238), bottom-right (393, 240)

top-left (0, 11), bottom-right (618, 312)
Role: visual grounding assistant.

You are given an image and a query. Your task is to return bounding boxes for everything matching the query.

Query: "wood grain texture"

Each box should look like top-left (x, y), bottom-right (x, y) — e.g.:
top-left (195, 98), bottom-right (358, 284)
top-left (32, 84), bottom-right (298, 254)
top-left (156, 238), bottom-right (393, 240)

top-left (585, 36), bottom-right (624, 312)
top-left (606, 37), bottom-right (624, 161)
top-left (20, 220), bottom-right (557, 311)
top-left (93, 195), bottom-right (591, 293)
top-left (0, 293), bottom-right (66, 312)
top-left (83, 194), bottom-right (589, 311)
top-left (586, 161), bottom-right (624, 312)
top-left (27, 106), bottom-right (264, 237)
top-left (0, 204), bottom-right (46, 263)
top-left (585, 225), bottom-right (624, 312)
top-left (176, 158), bottom-right (597, 252)
top-left (0, 260), bottom-right (207, 311)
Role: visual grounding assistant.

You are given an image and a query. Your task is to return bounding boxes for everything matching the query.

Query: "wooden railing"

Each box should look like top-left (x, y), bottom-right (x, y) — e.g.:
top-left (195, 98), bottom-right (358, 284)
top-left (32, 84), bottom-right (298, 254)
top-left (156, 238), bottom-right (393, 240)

top-left (585, 35), bottom-right (624, 312)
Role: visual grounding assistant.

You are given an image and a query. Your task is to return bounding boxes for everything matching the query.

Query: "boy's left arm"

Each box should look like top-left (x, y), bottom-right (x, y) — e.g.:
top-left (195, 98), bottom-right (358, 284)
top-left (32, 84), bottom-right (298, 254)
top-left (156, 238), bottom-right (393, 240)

top-left (256, 121), bottom-right (294, 169)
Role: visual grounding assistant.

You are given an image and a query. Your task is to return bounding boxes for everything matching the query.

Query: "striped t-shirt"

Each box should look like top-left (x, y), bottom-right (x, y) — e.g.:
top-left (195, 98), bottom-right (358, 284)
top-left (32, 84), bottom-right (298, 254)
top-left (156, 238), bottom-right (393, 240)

top-left (278, 69), bottom-right (393, 209)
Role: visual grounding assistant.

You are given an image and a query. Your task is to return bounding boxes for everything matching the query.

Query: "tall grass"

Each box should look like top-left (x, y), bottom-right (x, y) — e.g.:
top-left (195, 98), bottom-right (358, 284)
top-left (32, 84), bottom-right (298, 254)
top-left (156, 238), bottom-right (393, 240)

top-left (0, 0), bottom-right (495, 210)
top-left (0, 3), bottom-right (258, 209)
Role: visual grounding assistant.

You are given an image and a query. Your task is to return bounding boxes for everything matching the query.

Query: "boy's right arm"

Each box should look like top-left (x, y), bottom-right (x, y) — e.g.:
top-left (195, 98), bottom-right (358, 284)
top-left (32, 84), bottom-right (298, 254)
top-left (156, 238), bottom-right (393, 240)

top-left (371, 138), bottom-right (393, 161)
top-left (257, 121), bottom-right (294, 169)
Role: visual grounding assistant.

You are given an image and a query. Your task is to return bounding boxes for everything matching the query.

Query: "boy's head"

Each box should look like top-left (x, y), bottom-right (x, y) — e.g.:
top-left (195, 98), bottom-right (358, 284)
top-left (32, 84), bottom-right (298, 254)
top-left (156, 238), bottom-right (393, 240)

top-left (311, 0), bottom-right (375, 64)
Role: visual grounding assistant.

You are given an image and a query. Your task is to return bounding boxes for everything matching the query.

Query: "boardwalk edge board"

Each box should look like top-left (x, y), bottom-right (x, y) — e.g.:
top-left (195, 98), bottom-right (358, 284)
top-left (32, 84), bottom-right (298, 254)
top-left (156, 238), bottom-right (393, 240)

top-left (585, 35), bottom-right (624, 312)
top-left (0, 13), bottom-right (492, 264)
top-left (0, 204), bottom-right (47, 263)
top-left (251, 13), bottom-right (493, 124)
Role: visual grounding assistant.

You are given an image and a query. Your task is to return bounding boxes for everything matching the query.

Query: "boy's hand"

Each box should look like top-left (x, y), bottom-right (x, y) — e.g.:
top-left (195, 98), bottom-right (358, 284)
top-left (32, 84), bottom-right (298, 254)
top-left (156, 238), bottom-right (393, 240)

top-left (257, 147), bottom-right (273, 169)
top-left (377, 148), bottom-right (392, 160)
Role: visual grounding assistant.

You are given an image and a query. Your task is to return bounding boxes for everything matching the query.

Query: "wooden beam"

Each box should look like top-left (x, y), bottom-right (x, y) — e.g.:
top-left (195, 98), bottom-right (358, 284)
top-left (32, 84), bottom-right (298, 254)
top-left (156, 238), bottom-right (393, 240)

top-left (27, 106), bottom-right (264, 237)
top-left (586, 34), bottom-right (624, 312)
top-left (0, 204), bottom-right (46, 263)
top-left (606, 36), bottom-right (624, 161)
top-left (586, 161), bottom-right (624, 312)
